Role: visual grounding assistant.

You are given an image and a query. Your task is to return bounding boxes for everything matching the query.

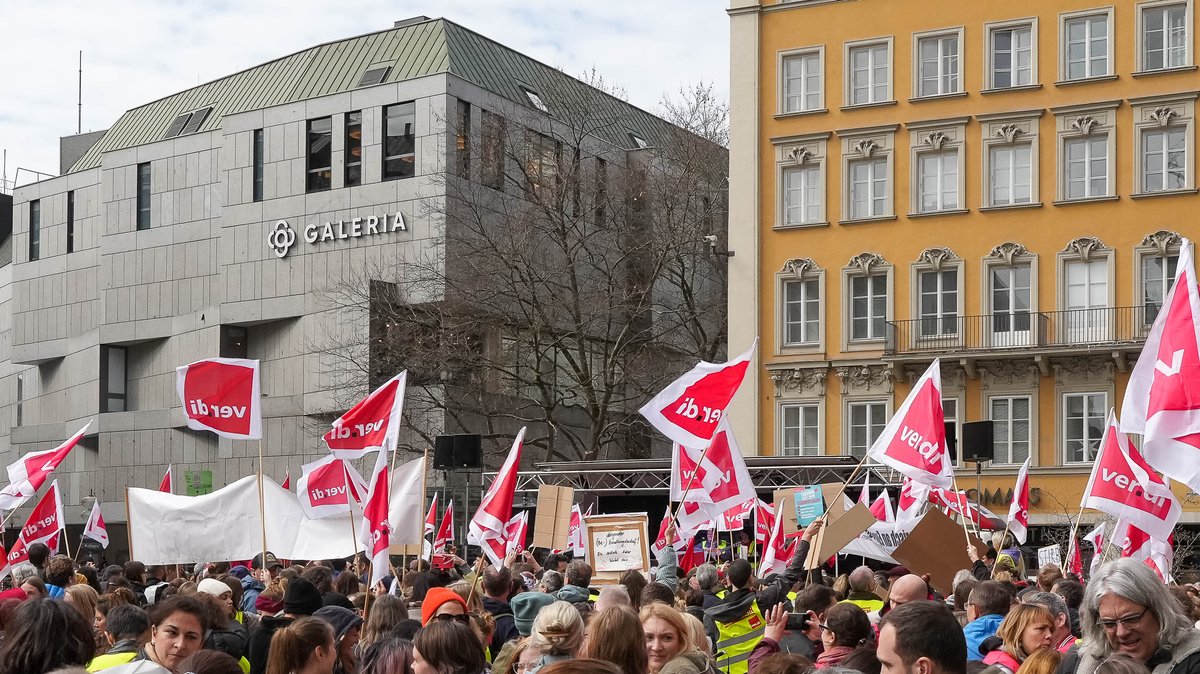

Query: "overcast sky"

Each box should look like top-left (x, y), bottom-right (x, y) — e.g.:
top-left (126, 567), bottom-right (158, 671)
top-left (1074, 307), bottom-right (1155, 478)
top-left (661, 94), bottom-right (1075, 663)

top-left (0, 0), bottom-right (730, 188)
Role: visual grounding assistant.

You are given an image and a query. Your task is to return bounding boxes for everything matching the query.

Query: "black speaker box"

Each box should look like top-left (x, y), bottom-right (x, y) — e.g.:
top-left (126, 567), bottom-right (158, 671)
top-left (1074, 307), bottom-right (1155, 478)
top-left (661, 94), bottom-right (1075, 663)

top-left (962, 421), bottom-right (995, 462)
top-left (452, 434), bottom-right (482, 468)
top-left (433, 436), bottom-right (455, 469)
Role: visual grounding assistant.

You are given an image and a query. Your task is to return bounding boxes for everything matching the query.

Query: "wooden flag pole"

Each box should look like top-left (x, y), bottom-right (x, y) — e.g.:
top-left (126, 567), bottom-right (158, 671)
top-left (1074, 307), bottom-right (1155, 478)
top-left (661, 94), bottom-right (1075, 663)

top-left (670, 441), bottom-right (715, 525)
top-left (949, 474), bottom-right (975, 550)
top-left (818, 453), bottom-right (872, 519)
top-left (416, 448), bottom-right (430, 569)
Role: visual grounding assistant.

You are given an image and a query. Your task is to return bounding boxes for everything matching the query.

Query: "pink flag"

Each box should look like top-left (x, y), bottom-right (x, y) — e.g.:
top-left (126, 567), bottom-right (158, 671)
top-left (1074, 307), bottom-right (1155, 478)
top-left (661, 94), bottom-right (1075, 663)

top-left (1081, 412), bottom-right (1180, 541)
top-left (469, 428), bottom-right (524, 567)
top-left (176, 358), bottom-right (262, 439)
top-left (1007, 458), bottom-right (1031, 544)
top-left (433, 499), bottom-right (454, 556)
top-left (0, 421), bottom-right (92, 510)
top-left (718, 499), bottom-right (755, 532)
top-left (296, 454), bottom-right (368, 520)
top-left (895, 478), bottom-right (929, 524)
top-left (324, 371), bottom-right (407, 460)
top-left (754, 499), bottom-right (775, 553)
top-left (568, 504), bottom-right (587, 555)
top-left (159, 465), bottom-right (173, 494)
top-left (504, 511), bottom-right (529, 555)
top-left (640, 341), bottom-right (757, 449)
top-left (2, 481), bottom-right (66, 577)
top-left (867, 360), bottom-right (952, 487)
top-left (652, 510), bottom-right (674, 555)
top-left (358, 451), bottom-right (391, 588)
top-left (83, 500), bottom-right (109, 549)
top-left (669, 420), bottom-right (756, 515)
top-left (869, 490), bottom-right (894, 523)
top-left (759, 505), bottom-right (798, 576)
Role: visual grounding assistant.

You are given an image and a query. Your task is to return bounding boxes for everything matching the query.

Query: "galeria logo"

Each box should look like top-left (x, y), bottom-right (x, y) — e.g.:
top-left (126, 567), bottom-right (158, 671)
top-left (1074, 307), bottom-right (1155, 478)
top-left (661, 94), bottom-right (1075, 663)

top-left (268, 220), bottom-right (297, 258)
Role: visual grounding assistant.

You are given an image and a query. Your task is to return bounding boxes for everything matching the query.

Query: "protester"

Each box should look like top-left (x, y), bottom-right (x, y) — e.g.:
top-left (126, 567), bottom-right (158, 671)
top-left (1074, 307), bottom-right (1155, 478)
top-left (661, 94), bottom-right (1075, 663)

top-left (493, 638), bottom-right (528, 674)
top-left (981, 604), bottom-right (1054, 674)
top-left (0, 599), bottom-right (97, 674)
top-left (643, 583), bottom-right (678, 608)
top-left (955, 580), bottom-right (980, 628)
top-left (641, 602), bottom-right (708, 674)
top-left (44, 555), bottom-right (76, 597)
top-left (1057, 559), bottom-right (1200, 674)
top-left (512, 592), bottom-right (557, 638)
top-left (65, 584), bottom-right (102, 641)
top-left (87, 603), bottom-right (151, 671)
top-left (1022, 592), bottom-right (1077, 653)
top-left (788, 582), bottom-right (841, 659)
top-left (314, 605), bottom-right (363, 674)
top-left (359, 633), bottom-right (415, 674)
top-left (265, 616), bottom-right (336, 674)
top-left (177, 650), bottom-right (245, 674)
top-left (595, 586), bottom-right (632, 613)
top-left (885, 575), bottom-right (931, 614)
top-left (130, 594), bottom-right (212, 672)
top-left (582, 606), bottom-right (649, 674)
top-left (755, 652), bottom-right (815, 674)
top-left (1037, 567), bottom-right (1064, 593)
top-left (249, 577), bottom-right (324, 674)
top-left (968, 546), bottom-right (999, 581)
top-left (360, 594), bottom-right (408, 650)
top-left (528, 600), bottom-right (585, 671)
top-left (692, 565), bottom-right (725, 610)
top-left (622, 570), bottom-right (649, 612)
top-left (413, 620), bottom-right (487, 674)
top-left (1093, 654), bottom-right (1152, 674)
top-left (817, 603), bottom-right (874, 668)
top-left (966, 582), bottom-right (1015, 661)
top-left (1051, 580), bottom-right (1084, 638)
top-left (843, 567), bottom-right (885, 614)
top-left (841, 646), bottom-right (883, 674)
top-left (539, 660), bottom-right (623, 674)
top-left (21, 575), bottom-right (49, 600)
top-left (198, 579), bottom-right (251, 665)
top-left (482, 565), bottom-right (522, 658)
top-left (557, 561), bottom-right (598, 605)
top-left (420, 587), bottom-right (469, 627)
top-left (878, 602), bottom-right (967, 674)
top-left (540, 571), bottom-right (565, 595)
top-left (1021, 648), bottom-right (1064, 674)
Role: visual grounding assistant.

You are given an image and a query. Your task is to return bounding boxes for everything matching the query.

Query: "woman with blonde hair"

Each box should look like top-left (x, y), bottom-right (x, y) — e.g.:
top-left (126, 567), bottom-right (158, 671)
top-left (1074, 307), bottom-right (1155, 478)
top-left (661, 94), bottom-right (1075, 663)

top-left (679, 613), bottom-right (711, 656)
top-left (982, 604), bottom-right (1055, 674)
top-left (529, 600), bottom-right (585, 672)
top-left (583, 606), bottom-right (649, 674)
top-left (65, 583), bottom-right (102, 650)
top-left (1018, 647), bottom-right (1062, 674)
top-left (640, 602), bottom-right (709, 674)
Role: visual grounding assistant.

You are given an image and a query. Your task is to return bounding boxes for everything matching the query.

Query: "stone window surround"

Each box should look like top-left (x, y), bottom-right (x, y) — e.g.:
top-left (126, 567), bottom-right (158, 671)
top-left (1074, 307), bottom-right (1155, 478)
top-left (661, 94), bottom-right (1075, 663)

top-left (1051, 100), bottom-right (1120, 203)
top-left (841, 252), bottom-right (894, 352)
top-left (1135, 0), bottom-right (1194, 74)
top-left (983, 17), bottom-right (1041, 91)
top-left (843, 397), bottom-right (890, 459)
top-left (1130, 93), bottom-right (1198, 195)
top-left (907, 117), bottom-right (969, 216)
top-left (981, 241), bottom-right (1041, 335)
top-left (1057, 385), bottom-right (1112, 466)
top-left (1133, 230), bottom-right (1183, 329)
top-left (978, 109), bottom-right (1044, 209)
top-left (1057, 6), bottom-right (1116, 83)
top-left (772, 132), bottom-right (831, 228)
top-left (842, 36), bottom-right (895, 108)
top-left (776, 257), bottom-right (826, 354)
top-left (777, 398), bottom-right (825, 457)
top-left (1055, 235), bottom-right (1115, 320)
top-left (909, 247), bottom-right (965, 343)
top-left (911, 26), bottom-right (966, 100)
top-left (777, 45), bottom-right (826, 115)
top-left (838, 125), bottom-right (898, 224)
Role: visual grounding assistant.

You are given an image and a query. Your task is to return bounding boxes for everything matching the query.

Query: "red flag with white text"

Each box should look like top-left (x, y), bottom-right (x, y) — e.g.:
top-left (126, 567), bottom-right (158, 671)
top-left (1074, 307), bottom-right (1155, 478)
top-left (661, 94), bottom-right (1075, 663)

top-left (754, 499), bottom-right (775, 553)
top-left (505, 510), bottom-right (529, 555)
top-left (929, 487), bottom-right (1006, 529)
top-left (759, 505), bottom-right (798, 576)
top-left (669, 420), bottom-right (756, 515)
top-left (640, 341), bottom-right (757, 449)
top-left (324, 371), bottom-right (407, 459)
top-left (1083, 521), bottom-right (1106, 577)
top-left (867, 359), bottom-right (952, 487)
top-left (424, 494), bottom-right (439, 538)
top-left (176, 358), bottom-right (262, 439)
top-left (83, 500), bottom-right (109, 549)
top-left (896, 478), bottom-right (929, 524)
top-left (358, 451), bottom-right (391, 588)
top-left (1081, 412), bottom-right (1181, 541)
top-left (296, 454), bottom-right (368, 520)
top-left (469, 428), bottom-right (524, 567)
top-left (0, 421), bottom-right (92, 510)
top-left (718, 499), bottom-right (755, 532)
top-left (1008, 458), bottom-right (1031, 544)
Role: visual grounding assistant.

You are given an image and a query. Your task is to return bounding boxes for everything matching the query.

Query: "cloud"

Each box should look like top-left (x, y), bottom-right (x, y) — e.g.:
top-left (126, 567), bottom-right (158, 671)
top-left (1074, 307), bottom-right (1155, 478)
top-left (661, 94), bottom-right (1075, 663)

top-left (0, 0), bottom-right (728, 185)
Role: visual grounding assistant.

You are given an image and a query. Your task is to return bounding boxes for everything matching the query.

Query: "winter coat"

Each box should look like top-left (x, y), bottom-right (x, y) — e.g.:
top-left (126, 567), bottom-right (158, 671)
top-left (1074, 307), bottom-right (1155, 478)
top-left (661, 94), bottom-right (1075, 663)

top-left (241, 576), bottom-right (265, 614)
top-left (964, 613), bottom-right (1005, 661)
top-left (248, 614), bottom-right (295, 674)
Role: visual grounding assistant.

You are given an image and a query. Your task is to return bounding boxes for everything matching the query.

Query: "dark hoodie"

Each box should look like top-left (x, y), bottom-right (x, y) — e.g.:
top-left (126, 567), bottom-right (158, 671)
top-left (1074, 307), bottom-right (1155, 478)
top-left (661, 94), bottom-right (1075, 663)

top-left (206, 616), bottom-right (250, 662)
top-left (248, 578), bottom-right (322, 674)
top-left (702, 538), bottom-right (810, 649)
top-left (482, 596), bottom-right (521, 658)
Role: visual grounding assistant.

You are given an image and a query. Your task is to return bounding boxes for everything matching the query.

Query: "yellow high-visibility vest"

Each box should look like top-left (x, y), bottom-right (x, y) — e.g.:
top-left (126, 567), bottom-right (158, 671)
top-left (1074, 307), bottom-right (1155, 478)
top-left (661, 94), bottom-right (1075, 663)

top-left (714, 601), bottom-right (765, 674)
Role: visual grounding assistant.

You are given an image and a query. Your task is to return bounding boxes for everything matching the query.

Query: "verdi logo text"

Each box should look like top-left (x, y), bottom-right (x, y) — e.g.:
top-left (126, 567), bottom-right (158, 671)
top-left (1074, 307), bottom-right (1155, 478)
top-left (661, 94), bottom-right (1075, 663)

top-left (188, 399), bottom-right (248, 420)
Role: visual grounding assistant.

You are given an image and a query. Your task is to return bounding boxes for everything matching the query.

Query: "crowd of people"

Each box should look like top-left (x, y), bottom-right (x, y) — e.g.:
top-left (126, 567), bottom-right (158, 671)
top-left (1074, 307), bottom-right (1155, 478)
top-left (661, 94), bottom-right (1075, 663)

top-left (2, 521), bottom-right (1199, 674)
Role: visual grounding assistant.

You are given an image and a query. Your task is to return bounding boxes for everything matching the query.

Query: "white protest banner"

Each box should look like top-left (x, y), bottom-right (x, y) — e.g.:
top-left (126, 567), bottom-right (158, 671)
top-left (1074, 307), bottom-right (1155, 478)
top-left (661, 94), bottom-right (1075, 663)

top-left (1038, 544), bottom-right (1063, 569)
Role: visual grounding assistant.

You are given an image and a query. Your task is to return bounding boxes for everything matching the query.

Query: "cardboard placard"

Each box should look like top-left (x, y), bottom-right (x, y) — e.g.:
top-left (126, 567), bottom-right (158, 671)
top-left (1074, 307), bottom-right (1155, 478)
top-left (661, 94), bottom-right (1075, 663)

top-left (821, 483), bottom-right (850, 522)
top-left (584, 513), bottom-right (650, 584)
top-left (805, 502), bottom-right (876, 568)
top-left (891, 509), bottom-right (985, 595)
top-left (532, 485), bottom-right (574, 550)
top-left (774, 488), bottom-right (799, 535)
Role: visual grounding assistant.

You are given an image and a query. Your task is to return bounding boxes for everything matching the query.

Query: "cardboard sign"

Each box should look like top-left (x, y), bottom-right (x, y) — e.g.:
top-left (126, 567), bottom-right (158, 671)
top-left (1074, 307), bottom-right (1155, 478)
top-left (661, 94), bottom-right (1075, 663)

top-left (584, 513), bottom-right (650, 584)
top-left (1038, 545), bottom-right (1063, 569)
top-left (532, 485), bottom-right (574, 550)
top-left (805, 502), bottom-right (876, 568)
top-left (794, 486), bottom-right (824, 526)
top-left (891, 509), bottom-right (985, 595)
top-left (821, 483), bottom-right (850, 522)
top-left (774, 488), bottom-right (799, 535)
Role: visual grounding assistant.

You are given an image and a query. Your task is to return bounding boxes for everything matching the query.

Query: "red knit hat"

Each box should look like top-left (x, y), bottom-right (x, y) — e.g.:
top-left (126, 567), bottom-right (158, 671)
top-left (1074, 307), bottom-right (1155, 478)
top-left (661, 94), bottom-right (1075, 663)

top-left (421, 587), bottom-right (468, 625)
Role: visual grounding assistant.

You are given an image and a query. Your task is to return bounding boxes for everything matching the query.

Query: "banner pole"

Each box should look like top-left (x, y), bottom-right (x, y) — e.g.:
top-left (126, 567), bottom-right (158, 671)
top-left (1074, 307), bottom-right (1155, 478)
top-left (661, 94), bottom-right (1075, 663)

top-left (949, 474), bottom-right (975, 550)
top-left (257, 438), bottom-right (268, 579)
top-left (419, 448), bottom-right (430, 565)
top-left (63, 525), bottom-right (74, 558)
top-left (670, 442), bottom-right (716, 527)
top-left (819, 453), bottom-right (872, 519)
top-left (125, 485), bottom-right (134, 560)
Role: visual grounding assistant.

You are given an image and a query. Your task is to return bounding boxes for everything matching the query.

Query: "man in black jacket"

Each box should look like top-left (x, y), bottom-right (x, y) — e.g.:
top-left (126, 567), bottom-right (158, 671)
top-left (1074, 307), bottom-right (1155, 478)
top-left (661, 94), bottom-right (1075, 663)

top-left (482, 565), bottom-right (522, 659)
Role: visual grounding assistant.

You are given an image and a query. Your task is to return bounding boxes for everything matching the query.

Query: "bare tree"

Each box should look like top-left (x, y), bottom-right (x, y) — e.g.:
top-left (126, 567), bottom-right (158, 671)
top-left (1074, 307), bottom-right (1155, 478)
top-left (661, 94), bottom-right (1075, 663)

top-left (314, 77), bottom-right (729, 466)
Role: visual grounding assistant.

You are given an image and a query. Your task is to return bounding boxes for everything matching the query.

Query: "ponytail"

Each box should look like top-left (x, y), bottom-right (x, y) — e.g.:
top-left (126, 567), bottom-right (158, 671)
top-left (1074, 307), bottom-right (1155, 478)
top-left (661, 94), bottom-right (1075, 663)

top-left (266, 617), bottom-right (333, 674)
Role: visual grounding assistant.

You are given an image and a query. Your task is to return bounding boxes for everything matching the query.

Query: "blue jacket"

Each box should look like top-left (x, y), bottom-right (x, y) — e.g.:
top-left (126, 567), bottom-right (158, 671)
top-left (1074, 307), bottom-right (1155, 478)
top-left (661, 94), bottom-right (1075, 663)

top-left (964, 613), bottom-right (1005, 661)
top-left (241, 576), bottom-right (265, 614)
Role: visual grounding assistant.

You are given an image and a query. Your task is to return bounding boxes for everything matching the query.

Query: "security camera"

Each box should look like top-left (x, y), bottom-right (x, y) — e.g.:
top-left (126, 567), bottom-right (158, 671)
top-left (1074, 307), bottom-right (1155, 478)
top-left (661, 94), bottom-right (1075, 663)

top-left (703, 234), bottom-right (718, 245)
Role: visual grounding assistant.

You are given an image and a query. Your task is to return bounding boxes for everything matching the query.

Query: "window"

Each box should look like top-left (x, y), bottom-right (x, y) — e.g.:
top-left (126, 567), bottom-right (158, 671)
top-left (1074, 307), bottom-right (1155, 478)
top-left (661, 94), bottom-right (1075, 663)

top-left (357, 65), bottom-right (391, 87)
top-left (848, 158), bottom-right (887, 219)
top-left (783, 165), bottom-right (821, 225)
top-left (990, 144), bottom-right (1033, 205)
top-left (917, 151), bottom-right (959, 212)
top-left (1063, 258), bottom-right (1110, 342)
top-left (942, 397), bottom-right (960, 464)
top-left (916, 31), bottom-right (962, 97)
top-left (629, 133), bottom-right (649, 150)
top-left (524, 131), bottom-right (561, 201)
top-left (100, 345), bottom-right (127, 413)
top-left (594, 157), bottom-right (608, 222)
top-left (990, 23), bottom-right (1035, 88)
top-left (28, 200), bottom-right (40, 262)
top-left (136, 163), bottom-right (151, 230)
top-left (847, 42), bottom-right (890, 105)
top-left (783, 278), bottom-right (820, 345)
top-left (252, 129), bottom-right (264, 202)
top-left (220, 325), bottom-right (248, 359)
top-left (523, 87), bottom-right (548, 113)
top-left (1141, 252), bottom-right (1179, 323)
top-left (850, 273), bottom-right (887, 340)
top-left (66, 190), bottom-right (75, 254)
top-left (1064, 136), bottom-right (1108, 199)
top-left (1064, 392), bottom-right (1106, 463)
top-left (919, 268), bottom-right (958, 337)
top-left (456, 100), bottom-right (471, 179)
top-left (847, 401), bottom-right (887, 457)
top-left (782, 51), bottom-right (822, 112)
top-left (482, 111), bottom-right (506, 191)
top-left (990, 395), bottom-right (1031, 464)
top-left (1063, 13), bottom-right (1110, 80)
top-left (14, 374), bottom-right (22, 427)
top-left (383, 102), bottom-right (416, 180)
top-left (162, 106), bottom-right (212, 139)
top-left (781, 403), bottom-right (820, 456)
top-left (1142, 127), bottom-right (1187, 192)
top-left (306, 117), bottom-right (332, 192)
top-left (991, 264), bottom-right (1033, 346)
top-left (1141, 4), bottom-right (1188, 71)
top-left (345, 112), bottom-right (362, 187)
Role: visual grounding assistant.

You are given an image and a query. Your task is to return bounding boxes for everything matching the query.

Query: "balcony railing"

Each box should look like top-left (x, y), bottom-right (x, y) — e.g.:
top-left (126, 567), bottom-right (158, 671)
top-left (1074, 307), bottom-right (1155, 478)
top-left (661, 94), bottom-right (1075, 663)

top-left (885, 306), bottom-right (1153, 355)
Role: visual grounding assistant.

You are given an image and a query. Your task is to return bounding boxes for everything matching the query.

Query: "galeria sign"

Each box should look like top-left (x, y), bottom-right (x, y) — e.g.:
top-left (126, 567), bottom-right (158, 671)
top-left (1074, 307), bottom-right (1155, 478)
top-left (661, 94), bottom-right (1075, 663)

top-left (175, 358), bottom-right (263, 440)
top-left (267, 212), bottom-right (407, 258)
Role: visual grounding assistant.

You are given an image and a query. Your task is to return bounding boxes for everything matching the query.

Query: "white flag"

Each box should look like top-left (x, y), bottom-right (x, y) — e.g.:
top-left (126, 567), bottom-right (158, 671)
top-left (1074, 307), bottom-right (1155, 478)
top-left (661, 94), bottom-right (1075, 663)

top-left (83, 500), bottom-right (110, 549)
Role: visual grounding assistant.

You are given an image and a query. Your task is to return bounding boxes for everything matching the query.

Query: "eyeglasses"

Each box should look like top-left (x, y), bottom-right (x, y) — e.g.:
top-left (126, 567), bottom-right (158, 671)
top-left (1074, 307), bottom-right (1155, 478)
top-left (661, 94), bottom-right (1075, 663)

top-left (433, 613), bottom-right (471, 624)
top-left (819, 623), bottom-right (832, 632)
top-left (1097, 608), bottom-right (1149, 632)
top-left (515, 664), bottom-right (539, 673)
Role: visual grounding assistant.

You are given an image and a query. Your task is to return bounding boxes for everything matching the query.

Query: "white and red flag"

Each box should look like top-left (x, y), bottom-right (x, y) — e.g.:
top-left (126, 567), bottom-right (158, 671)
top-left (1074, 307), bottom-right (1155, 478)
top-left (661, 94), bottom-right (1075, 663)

top-left (324, 371), bottom-right (407, 460)
top-left (640, 341), bottom-right (757, 449)
top-left (358, 451), bottom-right (391, 588)
top-left (754, 499), bottom-right (775, 553)
top-left (930, 487), bottom-right (1006, 529)
top-left (1083, 521), bottom-right (1106, 577)
top-left (83, 500), bottom-right (110, 549)
top-left (159, 465), bottom-right (173, 494)
top-left (1067, 537), bottom-right (1083, 577)
top-left (1007, 457), bottom-right (1031, 544)
top-left (652, 510), bottom-right (679, 555)
top-left (0, 421), bottom-right (92, 510)
top-left (433, 499), bottom-right (454, 557)
top-left (759, 504), bottom-right (798, 576)
top-left (866, 359), bottom-right (952, 487)
top-left (895, 478), bottom-right (929, 524)
top-left (504, 510), bottom-right (530, 555)
top-left (718, 499), bottom-right (755, 532)
top-left (424, 494), bottom-right (439, 539)
top-left (176, 358), bottom-right (262, 439)
top-left (1117, 520), bottom-right (1174, 581)
top-left (281, 471), bottom-right (291, 491)
top-left (568, 503), bottom-right (587, 555)
top-left (468, 428), bottom-right (524, 567)
top-left (869, 490), bottom-right (894, 523)
top-left (1, 480), bottom-right (66, 577)
top-left (296, 454), bottom-right (368, 520)
top-left (669, 419), bottom-right (756, 515)
top-left (1081, 412), bottom-right (1180, 541)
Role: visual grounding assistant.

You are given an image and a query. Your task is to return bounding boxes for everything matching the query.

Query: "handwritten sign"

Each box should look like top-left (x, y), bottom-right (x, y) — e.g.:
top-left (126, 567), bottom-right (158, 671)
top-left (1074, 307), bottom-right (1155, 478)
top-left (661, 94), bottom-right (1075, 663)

top-left (592, 528), bottom-right (643, 572)
top-left (1038, 545), bottom-right (1063, 570)
top-left (584, 513), bottom-right (650, 584)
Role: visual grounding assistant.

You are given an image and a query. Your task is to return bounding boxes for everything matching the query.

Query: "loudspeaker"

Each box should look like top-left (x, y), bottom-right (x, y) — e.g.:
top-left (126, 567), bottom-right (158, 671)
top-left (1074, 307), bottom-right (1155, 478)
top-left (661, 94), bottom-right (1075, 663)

top-left (944, 422), bottom-right (958, 462)
top-left (451, 434), bottom-right (482, 469)
top-left (433, 436), bottom-right (455, 469)
top-left (962, 421), bottom-right (995, 463)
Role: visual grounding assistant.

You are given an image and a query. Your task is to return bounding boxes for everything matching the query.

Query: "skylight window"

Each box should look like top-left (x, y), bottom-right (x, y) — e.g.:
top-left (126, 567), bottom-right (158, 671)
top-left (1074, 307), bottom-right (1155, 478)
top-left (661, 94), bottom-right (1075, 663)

top-left (629, 132), bottom-right (649, 149)
top-left (162, 106), bottom-right (214, 139)
top-left (357, 65), bottom-right (392, 87)
top-left (522, 87), bottom-right (549, 113)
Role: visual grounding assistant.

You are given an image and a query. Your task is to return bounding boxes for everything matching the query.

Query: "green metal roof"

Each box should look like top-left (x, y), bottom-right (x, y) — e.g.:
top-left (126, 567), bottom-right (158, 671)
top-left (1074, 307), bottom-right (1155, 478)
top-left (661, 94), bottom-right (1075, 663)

top-left (69, 18), bottom-right (678, 173)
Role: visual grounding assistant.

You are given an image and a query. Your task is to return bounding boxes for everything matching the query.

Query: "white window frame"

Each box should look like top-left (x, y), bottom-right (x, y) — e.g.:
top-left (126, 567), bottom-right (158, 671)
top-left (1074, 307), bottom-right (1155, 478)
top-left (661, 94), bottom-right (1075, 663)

top-left (985, 18), bottom-right (1039, 90)
top-left (1053, 103), bottom-right (1118, 203)
top-left (776, 258), bottom-right (825, 353)
top-left (982, 243), bottom-right (1040, 349)
top-left (989, 394), bottom-right (1034, 466)
top-left (913, 27), bottom-right (965, 99)
top-left (1133, 230), bottom-right (1183, 329)
top-left (942, 394), bottom-right (966, 467)
top-left (783, 165), bottom-right (823, 226)
top-left (845, 399), bottom-right (890, 458)
top-left (773, 133), bottom-right (829, 228)
top-left (1061, 391), bottom-right (1109, 464)
top-left (842, 252), bottom-right (893, 350)
top-left (843, 37), bottom-right (894, 107)
top-left (1137, 1), bottom-right (1193, 73)
top-left (1059, 8), bottom-right (1115, 82)
top-left (1132, 94), bottom-right (1196, 195)
top-left (1056, 237), bottom-right (1116, 343)
top-left (839, 126), bottom-right (896, 223)
top-left (910, 248), bottom-right (964, 345)
top-left (780, 401), bottom-right (823, 456)
top-left (778, 46), bottom-right (825, 115)
top-left (980, 111), bottom-right (1043, 209)
top-left (908, 120), bottom-right (967, 215)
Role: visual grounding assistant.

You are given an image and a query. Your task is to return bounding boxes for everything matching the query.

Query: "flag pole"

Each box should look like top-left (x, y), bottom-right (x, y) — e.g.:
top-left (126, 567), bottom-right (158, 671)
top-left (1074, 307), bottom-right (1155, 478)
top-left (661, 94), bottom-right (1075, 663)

top-left (669, 441), bottom-right (716, 526)
top-left (415, 448), bottom-right (430, 572)
top-left (818, 453), bottom-right (872, 521)
top-left (257, 438), bottom-right (268, 579)
top-left (949, 474), bottom-right (975, 550)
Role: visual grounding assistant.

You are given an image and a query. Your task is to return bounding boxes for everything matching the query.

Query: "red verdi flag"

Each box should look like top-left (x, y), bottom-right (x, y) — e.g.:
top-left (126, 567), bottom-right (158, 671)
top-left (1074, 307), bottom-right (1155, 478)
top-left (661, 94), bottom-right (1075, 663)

top-left (324, 371), bottom-right (407, 459)
top-left (669, 420), bottom-right (756, 515)
top-left (1007, 458), bottom-right (1031, 544)
top-left (21, 480), bottom-right (65, 545)
top-left (0, 421), bottom-right (92, 510)
top-left (504, 510), bottom-right (530, 555)
top-left (434, 499), bottom-right (454, 555)
top-left (1082, 412), bottom-right (1181, 541)
top-left (83, 500), bottom-right (110, 549)
top-left (297, 454), bottom-right (367, 520)
top-left (867, 359), bottom-right (952, 488)
top-left (640, 341), bottom-right (757, 449)
top-left (176, 358), bottom-right (262, 439)
top-left (359, 451), bottom-right (391, 588)
top-left (469, 428), bottom-right (524, 567)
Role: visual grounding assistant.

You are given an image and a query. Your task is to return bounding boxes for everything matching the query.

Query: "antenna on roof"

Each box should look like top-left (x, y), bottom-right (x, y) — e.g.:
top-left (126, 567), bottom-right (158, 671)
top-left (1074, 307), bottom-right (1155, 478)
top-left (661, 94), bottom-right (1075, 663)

top-left (77, 50), bottom-right (82, 134)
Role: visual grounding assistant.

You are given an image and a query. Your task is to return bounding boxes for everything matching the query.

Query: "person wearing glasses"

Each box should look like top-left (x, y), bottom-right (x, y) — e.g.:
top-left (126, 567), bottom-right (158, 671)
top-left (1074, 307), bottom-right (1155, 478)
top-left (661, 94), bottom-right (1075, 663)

top-left (420, 587), bottom-right (470, 626)
top-left (1057, 559), bottom-right (1200, 674)
top-left (815, 603), bottom-right (874, 669)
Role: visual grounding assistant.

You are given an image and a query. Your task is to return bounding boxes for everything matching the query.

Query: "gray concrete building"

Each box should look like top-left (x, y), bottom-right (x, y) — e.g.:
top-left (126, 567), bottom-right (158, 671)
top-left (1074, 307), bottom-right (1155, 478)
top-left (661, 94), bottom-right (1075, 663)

top-left (3, 17), bottom-right (724, 561)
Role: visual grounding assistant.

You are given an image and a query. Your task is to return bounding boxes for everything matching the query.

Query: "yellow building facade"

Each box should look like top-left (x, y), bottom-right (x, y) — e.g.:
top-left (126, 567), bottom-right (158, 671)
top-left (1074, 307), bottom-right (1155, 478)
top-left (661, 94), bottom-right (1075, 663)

top-left (728, 0), bottom-right (1200, 528)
